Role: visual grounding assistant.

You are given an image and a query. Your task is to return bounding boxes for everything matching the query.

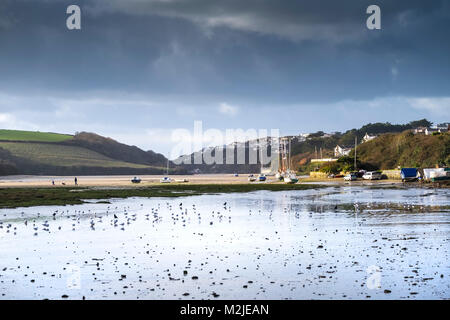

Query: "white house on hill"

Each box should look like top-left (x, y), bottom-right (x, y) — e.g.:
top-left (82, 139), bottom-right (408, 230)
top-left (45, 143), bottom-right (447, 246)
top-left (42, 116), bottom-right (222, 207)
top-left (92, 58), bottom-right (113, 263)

top-left (334, 145), bottom-right (352, 157)
top-left (425, 128), bottom-right (439, 135)
top-left (414, 127), bottom-right (427, 134)
top-left (362, 132), bottom-right (377, 143)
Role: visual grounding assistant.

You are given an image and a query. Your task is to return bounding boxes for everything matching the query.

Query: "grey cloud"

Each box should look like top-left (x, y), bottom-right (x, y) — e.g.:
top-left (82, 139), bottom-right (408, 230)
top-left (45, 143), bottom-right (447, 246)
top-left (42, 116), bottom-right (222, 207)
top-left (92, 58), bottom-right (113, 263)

top-left (88, 0), bottom-right (446, 42)
top-left (0, 0), bottom-right (449, 155)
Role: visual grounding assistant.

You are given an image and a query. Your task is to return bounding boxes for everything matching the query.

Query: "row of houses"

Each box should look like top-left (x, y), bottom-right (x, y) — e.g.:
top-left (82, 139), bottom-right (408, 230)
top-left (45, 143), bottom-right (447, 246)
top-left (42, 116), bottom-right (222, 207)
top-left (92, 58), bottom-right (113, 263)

top-left (413, 123), bottom-right (449, 135)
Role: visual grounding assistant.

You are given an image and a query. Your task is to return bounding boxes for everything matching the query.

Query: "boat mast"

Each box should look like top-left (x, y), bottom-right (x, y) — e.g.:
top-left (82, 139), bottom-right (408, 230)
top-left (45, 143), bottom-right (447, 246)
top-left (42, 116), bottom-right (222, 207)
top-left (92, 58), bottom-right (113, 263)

top-left (288, 137), bottom-right (291, 171)
top-left (166, 156), bottom-right (169, 176)
top-left (278, 137), bottom-right (281, 173)
top-left (354, 136), bottom-right (357, 171)
top-left (259, 140), bottom-right (263, 174)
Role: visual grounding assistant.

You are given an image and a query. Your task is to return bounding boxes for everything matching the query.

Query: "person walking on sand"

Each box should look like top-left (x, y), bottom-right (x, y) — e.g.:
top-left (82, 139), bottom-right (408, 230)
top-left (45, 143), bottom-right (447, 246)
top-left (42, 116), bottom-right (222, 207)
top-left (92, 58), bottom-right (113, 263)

top-left (74, 177), bottom-right (78, 186)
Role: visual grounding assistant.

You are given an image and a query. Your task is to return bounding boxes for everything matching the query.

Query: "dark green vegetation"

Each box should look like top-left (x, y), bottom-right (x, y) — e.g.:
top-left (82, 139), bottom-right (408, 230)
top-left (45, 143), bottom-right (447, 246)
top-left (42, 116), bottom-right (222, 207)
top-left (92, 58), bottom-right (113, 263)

top-left (314, 132), bottom-right (449, 174)
top-left (0, 131), bottom-right (184, 175)
top-left (0, 184), bottom-right (326, 208)
top-left (317, 156), bottom-right (374, 174)
top-left (357, 131), bottom-right (450, 169)
top-left (292, 119), bottom-right (432, 156)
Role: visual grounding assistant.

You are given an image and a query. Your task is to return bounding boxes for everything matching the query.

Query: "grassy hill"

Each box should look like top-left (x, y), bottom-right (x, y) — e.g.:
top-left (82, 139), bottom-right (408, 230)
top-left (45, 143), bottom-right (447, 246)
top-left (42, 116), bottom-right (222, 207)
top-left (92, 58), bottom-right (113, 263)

top-left (290, 119), bottom-right (441, 172)
top-left (290, 119), bottom-right (433, 158)
top-left (295, 130), bottom-right (449, 173)
top-left (0, 129), bottom-right (73, 142)
top-left (63, 132), bottom-right (168, 167)
top-left (0, 130), bottom-right (183, 176)
top-left (0, 142), bottom-right (150, 168)
top-left (356, 131), bottom-right (450, 169)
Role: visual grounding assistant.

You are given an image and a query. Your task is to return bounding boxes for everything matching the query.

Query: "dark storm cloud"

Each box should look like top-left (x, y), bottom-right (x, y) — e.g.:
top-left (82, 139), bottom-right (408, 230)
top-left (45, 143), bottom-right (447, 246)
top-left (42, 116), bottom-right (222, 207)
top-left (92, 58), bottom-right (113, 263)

top-left (0, 0), bottom-right (449, 154)
top-left (89, 0), bottom-right (447, 42)
top-left (0, 0), bottom-right (449, 103)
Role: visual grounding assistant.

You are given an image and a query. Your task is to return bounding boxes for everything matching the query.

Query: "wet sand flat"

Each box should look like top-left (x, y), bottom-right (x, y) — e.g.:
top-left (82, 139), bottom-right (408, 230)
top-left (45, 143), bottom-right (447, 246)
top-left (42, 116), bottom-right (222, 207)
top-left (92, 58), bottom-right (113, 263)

top-left (0, 186), bottom-right (448, 300)
top-left (0, 174), bottom-right (258, 187)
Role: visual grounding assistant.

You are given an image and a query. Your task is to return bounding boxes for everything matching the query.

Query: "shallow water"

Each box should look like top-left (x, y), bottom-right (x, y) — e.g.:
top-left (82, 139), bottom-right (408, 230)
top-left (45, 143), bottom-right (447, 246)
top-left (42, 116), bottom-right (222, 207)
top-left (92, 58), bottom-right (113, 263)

top-left (0, 186), bottom-right (449, 300)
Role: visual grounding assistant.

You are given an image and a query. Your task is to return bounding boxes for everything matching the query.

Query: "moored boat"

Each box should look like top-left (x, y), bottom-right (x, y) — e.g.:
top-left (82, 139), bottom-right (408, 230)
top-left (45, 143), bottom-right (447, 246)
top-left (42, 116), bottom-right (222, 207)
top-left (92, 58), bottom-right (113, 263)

top-left (160, 177), bottom-right (172, 183)
top-left (258, 174), bottom-right (267, 182)
top-left (131, 177), bottom-right (141, 183)
top-left (284, 172), bottom-right (298, 184)
top-left (161, 157), bottom-right (172, 183)
top-left (430, 169), bottom-right (450, 182)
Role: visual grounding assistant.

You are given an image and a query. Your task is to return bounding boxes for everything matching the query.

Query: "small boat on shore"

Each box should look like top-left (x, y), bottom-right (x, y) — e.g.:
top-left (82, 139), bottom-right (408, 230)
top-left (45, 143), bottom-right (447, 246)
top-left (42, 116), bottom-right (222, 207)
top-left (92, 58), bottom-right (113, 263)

top-left (160, 177), bottom-right (172, 183)
top-left (258, 174), bottom-right (267, 182)
top-left (284, 172), bottom-right (298, 184)
top-left (131, 177), bottom-right (141, 184)
top-left (429, 168), bottom-right (450, 182)
top-left (278, 137), bottom-right (298, 184)
top-left (160, 157), bottom-right (172, 183)
top-left (401, 168), bottom-right (418, 182)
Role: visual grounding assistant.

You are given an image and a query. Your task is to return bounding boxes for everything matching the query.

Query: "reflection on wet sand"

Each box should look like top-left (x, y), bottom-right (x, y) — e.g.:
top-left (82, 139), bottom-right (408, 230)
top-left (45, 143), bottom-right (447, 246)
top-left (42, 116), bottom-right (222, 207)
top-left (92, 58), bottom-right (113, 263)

top-left (0, 186), bottom-right (448, 300)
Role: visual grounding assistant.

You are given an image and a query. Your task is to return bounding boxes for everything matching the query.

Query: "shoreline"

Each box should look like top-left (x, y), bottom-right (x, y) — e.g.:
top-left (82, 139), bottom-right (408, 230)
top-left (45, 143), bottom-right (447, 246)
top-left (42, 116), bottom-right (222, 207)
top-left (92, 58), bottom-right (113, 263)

top-left (0, 173), bottom-right (445, 188)
top-left (0, 183), bottom-right (447, 210)
top-left (0, 174), bottom-right (447, 209)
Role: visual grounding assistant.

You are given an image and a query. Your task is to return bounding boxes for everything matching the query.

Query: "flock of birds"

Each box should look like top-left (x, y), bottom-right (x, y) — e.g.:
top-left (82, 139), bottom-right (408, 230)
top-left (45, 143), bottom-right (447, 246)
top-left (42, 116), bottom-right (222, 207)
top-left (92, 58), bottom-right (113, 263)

top-left (0, 187), bottom-right (448, 300)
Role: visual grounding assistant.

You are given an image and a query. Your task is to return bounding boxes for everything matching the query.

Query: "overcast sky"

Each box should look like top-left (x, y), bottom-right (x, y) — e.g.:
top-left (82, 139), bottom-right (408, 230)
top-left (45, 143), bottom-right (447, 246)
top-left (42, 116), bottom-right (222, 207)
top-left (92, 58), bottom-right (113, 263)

top-left (0, 0), bottom-right (449, 156)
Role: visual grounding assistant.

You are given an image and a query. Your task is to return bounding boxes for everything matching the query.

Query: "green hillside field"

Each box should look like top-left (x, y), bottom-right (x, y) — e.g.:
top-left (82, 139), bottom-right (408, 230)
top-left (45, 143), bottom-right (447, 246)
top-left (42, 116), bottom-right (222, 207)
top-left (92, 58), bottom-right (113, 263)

top-left (0, 129), bottom-right (73, 142)
top-left (0, 142), bottom-right (150, 168)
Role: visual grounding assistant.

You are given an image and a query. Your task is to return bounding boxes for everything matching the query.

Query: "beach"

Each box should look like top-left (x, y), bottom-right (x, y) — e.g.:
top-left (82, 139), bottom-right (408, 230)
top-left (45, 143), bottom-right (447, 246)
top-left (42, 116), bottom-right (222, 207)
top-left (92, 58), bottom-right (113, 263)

top-left (0, 174), bottom-right (406, 188)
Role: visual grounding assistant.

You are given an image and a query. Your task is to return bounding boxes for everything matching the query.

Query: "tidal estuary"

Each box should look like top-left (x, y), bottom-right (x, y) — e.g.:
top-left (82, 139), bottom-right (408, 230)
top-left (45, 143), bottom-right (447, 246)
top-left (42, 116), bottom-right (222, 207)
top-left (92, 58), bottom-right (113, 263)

top-left (0, 186), bottom-right (448, 299)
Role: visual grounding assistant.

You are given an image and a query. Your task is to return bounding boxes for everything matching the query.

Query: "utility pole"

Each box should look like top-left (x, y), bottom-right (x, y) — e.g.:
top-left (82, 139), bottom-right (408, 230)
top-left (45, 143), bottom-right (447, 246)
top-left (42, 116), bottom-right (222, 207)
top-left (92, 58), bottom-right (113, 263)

top-left (354, 136), bottom-right (357, 171)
